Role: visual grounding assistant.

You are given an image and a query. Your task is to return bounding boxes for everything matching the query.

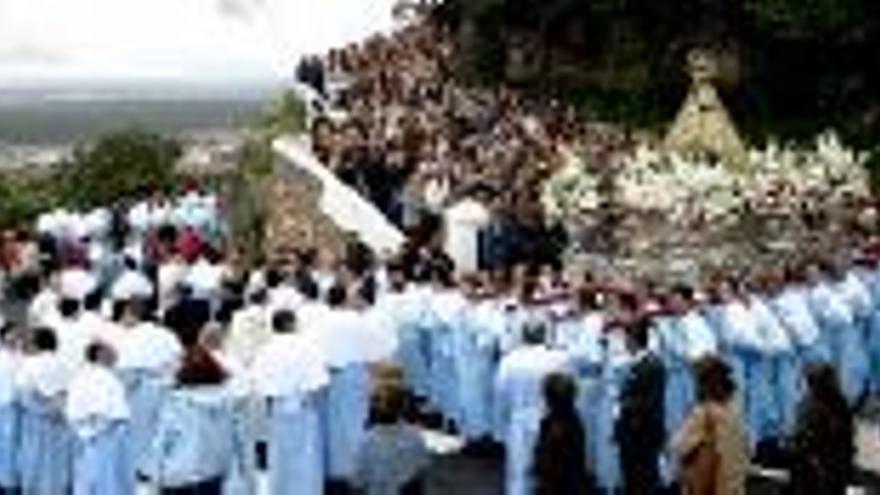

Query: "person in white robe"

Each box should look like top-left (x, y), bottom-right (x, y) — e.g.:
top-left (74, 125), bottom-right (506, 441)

top-left (443, 198), bottom-right (490, 274)
top-left (311, 285), bottom-right (394, 487)
top-left (115, 299), bottom-right (184, 475)
top-left (158, 252), bottom-right (189, 315)
top-left (16, 328), bottom-right (74, 495)
top-left (266, 273), bottom-right (302, 314)
top-left (59, 263), bottom-right (99, 302)
top-left (424, 273), bottom-right (469, 424)
top-left (201, 325), bottom-right (259, 495)
top-left (79, 292), bottom-right (126, 352)
top-left (110, 257), bottom-right (155, 303)
top-left (834, 267), bottom-right (873, 403)
top-left (711, 279), bottom-right (768, 449)
top-left (250, 310), bottom-right (330, 495)
top-left (28, 275), bottom-right (60, 328)
top-left (184, 253), bottom-right (228, 303)
top-left (494, 321), bottom-right (571, 495)
top-left (54, 298), bottom-right (94, 374)
top-left (65, 341), bottom-right (135, 495)
top-left (225, 290), bottom-right (273, 366)
top-left (750, 291), bottom-right (797, 439)
top-left (0, 324), bottom-right (22, 493)
top-left (807, 263), bottom-right (868, 404)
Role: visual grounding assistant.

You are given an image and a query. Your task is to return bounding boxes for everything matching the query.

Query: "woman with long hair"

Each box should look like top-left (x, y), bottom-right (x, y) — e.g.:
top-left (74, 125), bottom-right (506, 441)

top-left (790, 362), bottom-right (855, 495)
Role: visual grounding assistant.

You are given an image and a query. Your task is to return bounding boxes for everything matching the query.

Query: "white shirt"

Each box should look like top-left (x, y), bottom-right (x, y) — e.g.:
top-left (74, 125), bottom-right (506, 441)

top-left (111, 269), bottom-right (155, 301)
top-left (16, 351), bottom-right (70, 399)
top-left (60, 268), bottom-right (98, 301)
top-left (29, 287), bottom-right (60, 327)
top-left (444, 199), bottom-right (490, 273)
top-left (226, 304), bottom-right (272, 365)
top-left (117, 321), bottom-right (183, 372)
top-left (65, 363), bottom-right (130, 438)
top-left (250, 333), bottom-right (329, 401)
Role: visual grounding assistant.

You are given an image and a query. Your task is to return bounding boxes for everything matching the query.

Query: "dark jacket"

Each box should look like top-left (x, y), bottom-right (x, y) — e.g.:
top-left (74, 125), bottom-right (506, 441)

top-left (790, 399), bottom-right (855, 495)
top-left (615, 352), bottom-right (667, 495)
top-left (534, 409), bottom-right (592, 495)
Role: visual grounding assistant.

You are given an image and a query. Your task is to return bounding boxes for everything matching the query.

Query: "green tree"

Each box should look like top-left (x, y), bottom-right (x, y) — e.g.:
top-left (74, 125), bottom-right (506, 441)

top-left (56, 128), bottom-right (182, 209)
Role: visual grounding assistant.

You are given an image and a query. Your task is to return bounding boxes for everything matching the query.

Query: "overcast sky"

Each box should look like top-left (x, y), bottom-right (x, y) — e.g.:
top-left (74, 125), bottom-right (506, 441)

top-left (0, 0), bottom-right (396, 85)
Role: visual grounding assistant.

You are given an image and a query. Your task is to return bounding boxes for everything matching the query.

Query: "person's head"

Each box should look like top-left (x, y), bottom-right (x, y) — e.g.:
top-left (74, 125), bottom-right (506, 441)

top-left (521, 320), bottom-right (547, 346)
top-left (58, 298), bottom-right (80, 319)
top-left (371, 382), bottom-right (406, 425)
top-left (694, 356), bottom-right (736, 404)
top-left (32, 327), bottom-right (57, 353)
top-left (624, 316), bottom-right (652, 354)
top-left (85, 341), bottom-right (116, 367)
top-left (123, 256), bottom-right (138, 272)
top-left (543, 372), bottom-right (577, 415)
top-left (668, 284), bottom-right (694, 314)
top-left (248, 289), bottom-right (267, 306)
top-left (126, 298), bottom-right (154, 322)
top-left (295, 272), bottom-right (320, 301)
top-left (272, 310), bottom-right (296, 334)
top-left (83, 290), bottom-right (102, 313)
top-left (326, 284), bottom-right (348, 308)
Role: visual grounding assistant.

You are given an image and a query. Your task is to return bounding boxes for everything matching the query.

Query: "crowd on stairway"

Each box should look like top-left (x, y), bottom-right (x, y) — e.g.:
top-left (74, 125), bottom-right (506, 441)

top-left (299, 16), bottom-right (580, 270)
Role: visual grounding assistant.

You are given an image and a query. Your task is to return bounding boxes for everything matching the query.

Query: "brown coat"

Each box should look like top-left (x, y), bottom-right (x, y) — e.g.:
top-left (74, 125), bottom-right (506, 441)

top-left (673, 401), bottom-right (749, 495)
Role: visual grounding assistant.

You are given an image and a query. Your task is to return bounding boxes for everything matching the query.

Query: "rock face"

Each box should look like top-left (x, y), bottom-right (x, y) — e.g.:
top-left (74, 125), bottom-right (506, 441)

top-left (263, 158), bottom-right (350, 264)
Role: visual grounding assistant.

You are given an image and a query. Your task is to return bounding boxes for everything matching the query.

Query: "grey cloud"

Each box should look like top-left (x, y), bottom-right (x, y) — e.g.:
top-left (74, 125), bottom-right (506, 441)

top-left (0, 44), bottom-right (70, 64)
top-left (216, 0), bottom-right (266, 22)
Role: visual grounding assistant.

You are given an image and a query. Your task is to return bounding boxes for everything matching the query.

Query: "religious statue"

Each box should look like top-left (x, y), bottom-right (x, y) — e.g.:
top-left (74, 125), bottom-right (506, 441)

top-left (664, 49), bottom-right (748, 169)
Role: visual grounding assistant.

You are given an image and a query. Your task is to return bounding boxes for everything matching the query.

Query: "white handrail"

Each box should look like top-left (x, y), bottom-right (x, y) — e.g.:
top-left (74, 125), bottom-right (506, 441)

top-left (272, 136), bottom-right (406, 255)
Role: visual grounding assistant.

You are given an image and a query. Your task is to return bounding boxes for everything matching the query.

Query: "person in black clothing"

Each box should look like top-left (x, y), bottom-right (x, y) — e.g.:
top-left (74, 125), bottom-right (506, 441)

top-left (790, 362), bottom-right (855, 495)
top-left (533, 373), bottom-right (592, 495)
top-left (615, 317), bottom-right (667, 495)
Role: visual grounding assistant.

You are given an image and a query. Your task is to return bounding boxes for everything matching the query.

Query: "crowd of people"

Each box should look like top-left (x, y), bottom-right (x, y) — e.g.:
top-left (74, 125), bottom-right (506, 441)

top-left (0, 175), bottom-right (874, 494)
top-left (301, 17), bottom-right (576, 270)
top-left (0, 8), bottom-right (872, 495)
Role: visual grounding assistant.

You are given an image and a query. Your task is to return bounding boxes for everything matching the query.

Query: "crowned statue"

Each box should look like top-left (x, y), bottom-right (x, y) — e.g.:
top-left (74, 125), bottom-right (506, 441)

top-left (664, 49), bottom-right (748, 169)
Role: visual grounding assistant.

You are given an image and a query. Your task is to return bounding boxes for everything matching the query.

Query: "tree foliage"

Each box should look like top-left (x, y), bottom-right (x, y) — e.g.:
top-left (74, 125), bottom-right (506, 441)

top-left (435, 0), bottom-right (880, 142)
top-left (56, 128), bottom-right (181, 209)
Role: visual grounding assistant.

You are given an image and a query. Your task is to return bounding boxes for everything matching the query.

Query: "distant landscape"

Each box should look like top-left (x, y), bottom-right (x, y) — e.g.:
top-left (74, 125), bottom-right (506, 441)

top-left (0, 80), bottom-right (278, 146)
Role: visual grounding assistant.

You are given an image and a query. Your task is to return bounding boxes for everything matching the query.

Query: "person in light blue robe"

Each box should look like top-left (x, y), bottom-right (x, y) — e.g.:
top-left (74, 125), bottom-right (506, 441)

top-left (314, 286), bottom-right (390, 487)
top-left (425, 283), bottom-right (468, 423)
top-left (66, 342), bottom-right (135, 495)
top-left (251, 310), bottom-right (329, 495)
top-left (769, 278), bottom-right (826, 431)
top-left (807, 264), bottom-right (868, 405)
top-left (453, 292), bottom-right (499, 441)
top-left (856, 261), bottom-right (880, 394)
top-left (0, 325), bottom-right (21, 494)
top-left (835, 268), bottom-right (873, 403)
top-left (394, 283), bottom-right (434, 400)
top-left (714, 290), bottom-right (770, 448)
top-left (143, 321), bottom-right (240, 495)
top-left (16, 328), bottom-right (73, 495)
top-left (552, 294), bottom-right (605, 491)
top-left (494, 321), bottom-right (571, 495)
top-left (751, 293), bottom-right (797, 438)
top-left (116, 300), bottom-right (183, 476)
top-left (144, 386), bottom-right (236, 494)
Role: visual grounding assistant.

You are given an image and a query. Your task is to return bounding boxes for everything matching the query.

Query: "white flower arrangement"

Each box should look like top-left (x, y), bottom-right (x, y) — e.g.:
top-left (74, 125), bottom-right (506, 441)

top-left (544, 132), bottom-right (870, 228)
